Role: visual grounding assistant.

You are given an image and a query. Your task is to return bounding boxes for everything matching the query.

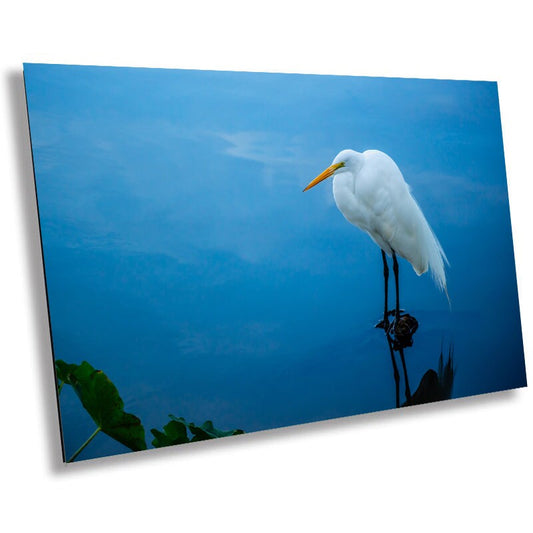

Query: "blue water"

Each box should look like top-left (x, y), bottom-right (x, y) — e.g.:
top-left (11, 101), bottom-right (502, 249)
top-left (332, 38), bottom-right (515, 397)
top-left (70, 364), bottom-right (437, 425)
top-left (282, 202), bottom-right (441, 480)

top-left (24, 64), bottom-right (527, 461)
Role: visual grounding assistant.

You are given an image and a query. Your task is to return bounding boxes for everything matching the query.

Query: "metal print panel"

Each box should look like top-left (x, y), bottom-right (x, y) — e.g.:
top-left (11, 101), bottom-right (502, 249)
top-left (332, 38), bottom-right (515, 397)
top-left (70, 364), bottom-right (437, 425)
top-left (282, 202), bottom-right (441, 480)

top-left (24, 63), bottom-right (527, 462)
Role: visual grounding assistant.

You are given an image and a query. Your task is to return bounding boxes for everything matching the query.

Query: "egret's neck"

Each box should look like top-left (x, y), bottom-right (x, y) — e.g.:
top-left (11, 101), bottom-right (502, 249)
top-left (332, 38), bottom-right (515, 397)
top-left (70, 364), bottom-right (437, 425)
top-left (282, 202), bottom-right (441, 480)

top-left (333, 171), bottom-right (356, 197)
top-left (332, 152), bottom-right (363, 224)
top-left (345, 151), bottom-right (364, 175)
top-left (332, 152), bottom-right (363, 193)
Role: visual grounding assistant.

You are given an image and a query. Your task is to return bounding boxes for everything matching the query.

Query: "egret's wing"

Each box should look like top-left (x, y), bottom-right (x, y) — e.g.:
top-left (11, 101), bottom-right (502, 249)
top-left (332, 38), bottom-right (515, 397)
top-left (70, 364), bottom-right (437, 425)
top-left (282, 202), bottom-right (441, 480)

top-left (357, 151), bottom-right (448, 291)
top-left (355, 151), bottom-right (407, 252)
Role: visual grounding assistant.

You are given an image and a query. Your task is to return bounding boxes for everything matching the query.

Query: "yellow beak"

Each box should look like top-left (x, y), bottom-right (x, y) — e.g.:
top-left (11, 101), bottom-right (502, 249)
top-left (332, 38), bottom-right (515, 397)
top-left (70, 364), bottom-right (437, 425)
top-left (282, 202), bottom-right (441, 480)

top-left (303, 162), bottom-right (345, 192)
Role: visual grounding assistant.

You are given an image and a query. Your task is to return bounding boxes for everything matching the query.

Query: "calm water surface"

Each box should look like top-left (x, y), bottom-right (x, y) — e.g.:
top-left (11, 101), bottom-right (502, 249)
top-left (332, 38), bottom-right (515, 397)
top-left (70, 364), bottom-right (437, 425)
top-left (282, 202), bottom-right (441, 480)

top-left (24, 64), bottom-right (526, 460)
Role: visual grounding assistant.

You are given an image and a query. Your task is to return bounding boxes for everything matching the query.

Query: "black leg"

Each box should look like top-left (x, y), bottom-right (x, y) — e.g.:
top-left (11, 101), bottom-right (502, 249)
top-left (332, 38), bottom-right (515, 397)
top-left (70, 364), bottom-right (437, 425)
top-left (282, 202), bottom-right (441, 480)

top-left (381, 250), bottom-right (389, 329)
top-left (383, 250), bottom-right (399, 406)
top-left (391, 251), bottom-right (412, 402)
top-left (385, 333), bottom-right (400, 408)
top-left (398, 346), bottom-right (412, 402)
top-left (392, 251), bottom-right (400, 320)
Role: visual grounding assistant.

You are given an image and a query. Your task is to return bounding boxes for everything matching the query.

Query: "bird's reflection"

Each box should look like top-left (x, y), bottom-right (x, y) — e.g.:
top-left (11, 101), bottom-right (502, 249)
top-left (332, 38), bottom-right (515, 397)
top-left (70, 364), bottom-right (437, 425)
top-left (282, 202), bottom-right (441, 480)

top-left (403, 348), bottom-right (455, 406)
top-left (377, 313), bottom-right (454, 408)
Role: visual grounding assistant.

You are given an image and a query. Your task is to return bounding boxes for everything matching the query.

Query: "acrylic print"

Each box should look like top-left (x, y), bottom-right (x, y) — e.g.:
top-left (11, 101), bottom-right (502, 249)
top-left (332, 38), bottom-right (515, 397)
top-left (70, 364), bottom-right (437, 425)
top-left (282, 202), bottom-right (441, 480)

top-left (24, 64), bottom-right (526, 462)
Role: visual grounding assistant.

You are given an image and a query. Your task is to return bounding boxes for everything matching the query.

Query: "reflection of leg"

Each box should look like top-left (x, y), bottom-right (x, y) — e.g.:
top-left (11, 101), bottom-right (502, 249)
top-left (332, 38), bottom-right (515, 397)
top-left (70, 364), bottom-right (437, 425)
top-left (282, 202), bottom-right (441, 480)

top-left (398, 346), bottom-right (412, 402)
top-left (392, 251), bottom-right (400, 320)
top-left (381, 250), bottom-right (389, 329)
top-left (386, 334), bottom-right (400, 408)
top-left (391, 250), bottom-right (411, 402)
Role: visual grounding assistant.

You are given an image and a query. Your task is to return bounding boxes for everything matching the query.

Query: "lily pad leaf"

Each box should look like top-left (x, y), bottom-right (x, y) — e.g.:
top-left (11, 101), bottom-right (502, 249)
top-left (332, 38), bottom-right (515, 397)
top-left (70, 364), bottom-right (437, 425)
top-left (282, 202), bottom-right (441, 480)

top-left (55, 360), bottom-right (146, 451)
top-left (151, 417), bottom-right (190, 448)
top-left (189, 420), bottom-right (244, 442)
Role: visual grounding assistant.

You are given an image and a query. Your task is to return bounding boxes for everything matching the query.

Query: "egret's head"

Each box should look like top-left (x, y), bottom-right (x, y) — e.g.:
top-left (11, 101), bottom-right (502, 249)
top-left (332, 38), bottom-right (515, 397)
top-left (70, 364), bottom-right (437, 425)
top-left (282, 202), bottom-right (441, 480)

top-left (333, 149), bottom-right (361, 168)
top-left (303, 149), bottom-right (359, 192)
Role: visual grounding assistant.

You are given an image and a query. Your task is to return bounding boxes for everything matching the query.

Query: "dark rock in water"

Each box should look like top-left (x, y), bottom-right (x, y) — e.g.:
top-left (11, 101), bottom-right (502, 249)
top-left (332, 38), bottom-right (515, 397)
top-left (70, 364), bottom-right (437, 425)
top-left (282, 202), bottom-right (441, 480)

top-left (392, 313), bottom-right (418, 349)
top-left (375, 310), bottom-right (418, 350)
top-left (374, 309), bottom-right (405, 330)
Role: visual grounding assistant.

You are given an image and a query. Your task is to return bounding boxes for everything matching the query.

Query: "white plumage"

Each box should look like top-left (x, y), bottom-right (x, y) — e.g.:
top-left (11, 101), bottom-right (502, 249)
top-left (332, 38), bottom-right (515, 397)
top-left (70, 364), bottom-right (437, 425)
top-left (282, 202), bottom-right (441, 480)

top-left (304, 149), bottom-right (448, 296)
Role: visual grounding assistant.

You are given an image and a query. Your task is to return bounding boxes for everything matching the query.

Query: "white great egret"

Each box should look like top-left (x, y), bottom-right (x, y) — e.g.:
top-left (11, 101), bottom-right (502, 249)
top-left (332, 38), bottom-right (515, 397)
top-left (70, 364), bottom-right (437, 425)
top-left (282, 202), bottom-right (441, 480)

top-left (303, 148), bottom-right (449, 325)
top-left (303, 149), bottom-right (449, 407)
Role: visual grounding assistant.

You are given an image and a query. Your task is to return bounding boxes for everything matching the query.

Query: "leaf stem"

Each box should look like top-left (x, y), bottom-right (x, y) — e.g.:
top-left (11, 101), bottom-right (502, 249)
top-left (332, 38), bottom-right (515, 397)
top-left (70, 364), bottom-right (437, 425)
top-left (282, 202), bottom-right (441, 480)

top-left (67, 427), bottom-right (101, 463)
top-left (58, 380), bottom-right (64, 395)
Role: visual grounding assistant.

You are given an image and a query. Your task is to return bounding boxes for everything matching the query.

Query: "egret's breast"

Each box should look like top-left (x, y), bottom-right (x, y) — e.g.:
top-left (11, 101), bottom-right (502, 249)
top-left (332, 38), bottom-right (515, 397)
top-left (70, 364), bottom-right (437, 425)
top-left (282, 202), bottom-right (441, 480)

top-left (332, 173), bottom-right (369, 231)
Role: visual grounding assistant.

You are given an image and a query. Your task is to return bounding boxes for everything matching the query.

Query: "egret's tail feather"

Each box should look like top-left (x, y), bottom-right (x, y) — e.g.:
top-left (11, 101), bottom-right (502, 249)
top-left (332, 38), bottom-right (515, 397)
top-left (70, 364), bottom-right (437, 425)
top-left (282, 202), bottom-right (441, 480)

top-left (426, 229), bottom-right (450, 305)
top-left (444, 284), bottom-right (452, 310)
top-left (427, 235), bottom-right (447, 288)
top-left (412, 198), bottom-right (449, 302)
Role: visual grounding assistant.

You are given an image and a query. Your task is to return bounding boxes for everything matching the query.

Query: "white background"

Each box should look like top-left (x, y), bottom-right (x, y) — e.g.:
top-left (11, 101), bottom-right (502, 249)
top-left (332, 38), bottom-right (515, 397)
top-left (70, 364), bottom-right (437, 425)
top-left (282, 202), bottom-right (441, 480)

top-left (1, 1), bottom-right (531, 531)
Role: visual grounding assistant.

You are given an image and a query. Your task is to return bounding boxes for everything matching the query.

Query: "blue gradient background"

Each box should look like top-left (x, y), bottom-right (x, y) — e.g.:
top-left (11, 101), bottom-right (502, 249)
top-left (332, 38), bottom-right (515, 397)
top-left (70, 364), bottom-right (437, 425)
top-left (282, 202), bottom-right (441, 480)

top-left (24, 64), bottom-right (526, 461)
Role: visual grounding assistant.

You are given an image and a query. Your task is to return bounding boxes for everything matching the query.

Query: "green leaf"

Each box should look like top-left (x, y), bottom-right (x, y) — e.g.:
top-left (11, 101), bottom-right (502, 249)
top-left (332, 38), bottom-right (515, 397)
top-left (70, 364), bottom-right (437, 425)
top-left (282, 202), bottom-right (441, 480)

top-left (55, 360), bottom-right (79, 385)
top-left (151, 417), bottom-right (190, 448)
top-left (168, 415), bottom-right (188, 425)
top-left (189, 420), bottom-right (244, 442)
top-left (55, 360), bottom-right (146, 452)
top-left (151, 416), bottom-right (244, 447)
